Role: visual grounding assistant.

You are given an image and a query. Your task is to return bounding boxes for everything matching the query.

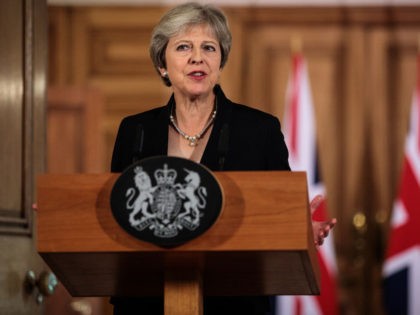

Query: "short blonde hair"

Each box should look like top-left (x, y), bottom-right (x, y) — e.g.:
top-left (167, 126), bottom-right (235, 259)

top-left (150, 2), bottom-right (232, 86)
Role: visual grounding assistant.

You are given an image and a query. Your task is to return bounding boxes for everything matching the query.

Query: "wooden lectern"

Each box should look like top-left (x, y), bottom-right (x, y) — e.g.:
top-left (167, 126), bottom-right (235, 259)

top-left (37, 171), bottom-right (320, 315)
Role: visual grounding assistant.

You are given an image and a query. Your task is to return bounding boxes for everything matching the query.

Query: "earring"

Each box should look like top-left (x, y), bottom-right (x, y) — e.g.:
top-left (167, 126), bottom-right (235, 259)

top-left (162, 70), bottom-right (168, 78)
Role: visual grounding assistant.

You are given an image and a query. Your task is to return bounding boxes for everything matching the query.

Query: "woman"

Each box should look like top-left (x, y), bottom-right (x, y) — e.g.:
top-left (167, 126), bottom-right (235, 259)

top-left (111, 2), bottom-right (335, 314)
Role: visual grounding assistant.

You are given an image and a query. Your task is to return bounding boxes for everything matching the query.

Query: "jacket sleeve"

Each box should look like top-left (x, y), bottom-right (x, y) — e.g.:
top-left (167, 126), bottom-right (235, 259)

top-left (265, 117), bottom-right (291, 171)
top-left (111, 117), bottom-right (131, 173)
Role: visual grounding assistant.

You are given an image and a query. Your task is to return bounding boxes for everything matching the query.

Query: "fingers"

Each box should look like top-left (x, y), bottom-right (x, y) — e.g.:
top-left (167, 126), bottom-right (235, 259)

top-left (315, 233), bottom-right (324, 248)
top-left (314, 218), bottom-right (337, 248)
top-left (326, 218), bottom-right (337, 232)
top-left (317, 236), bottom-right (324, 246)
top-left (320, 219), bottom-right (336, 237)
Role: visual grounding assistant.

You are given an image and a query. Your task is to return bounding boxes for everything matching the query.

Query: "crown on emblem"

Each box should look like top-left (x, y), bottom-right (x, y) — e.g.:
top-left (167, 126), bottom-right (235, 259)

top-left (154, 164), bottom-right (177, 185)
top-left (134, 166), bottom-right (143, 174)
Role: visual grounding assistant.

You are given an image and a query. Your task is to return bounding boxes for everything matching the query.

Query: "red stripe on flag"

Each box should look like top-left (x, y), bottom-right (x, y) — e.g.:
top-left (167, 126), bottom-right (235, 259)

top-left (386, 157), bottom-right (420, 257)
top-left (294, 297), bottom-right (301, 315)
top-left (417, 53), bottom-right (420, 153)
top-left (317, 250), bottom-right (339, 315)
top-left (290, 54), bottom-right (302, 155)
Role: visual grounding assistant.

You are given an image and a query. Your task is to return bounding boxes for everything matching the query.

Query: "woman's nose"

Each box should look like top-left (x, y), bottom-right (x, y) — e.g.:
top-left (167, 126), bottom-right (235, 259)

top-left (190, 48), bottom-right (203, 64)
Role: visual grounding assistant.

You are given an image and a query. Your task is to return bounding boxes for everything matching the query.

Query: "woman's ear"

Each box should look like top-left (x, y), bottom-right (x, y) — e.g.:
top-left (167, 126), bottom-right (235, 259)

top-left (159, 68), bottom-right (168, 77)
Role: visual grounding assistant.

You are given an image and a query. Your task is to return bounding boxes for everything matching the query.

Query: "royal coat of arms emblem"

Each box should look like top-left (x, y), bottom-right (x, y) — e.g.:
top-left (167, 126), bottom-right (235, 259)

top-left (110, 156), bottom-right (223, 247)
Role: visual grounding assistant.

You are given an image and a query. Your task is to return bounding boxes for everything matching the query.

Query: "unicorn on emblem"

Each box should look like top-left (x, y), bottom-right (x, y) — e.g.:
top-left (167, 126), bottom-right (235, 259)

top-left (176, 169), bottom-right (207, 225)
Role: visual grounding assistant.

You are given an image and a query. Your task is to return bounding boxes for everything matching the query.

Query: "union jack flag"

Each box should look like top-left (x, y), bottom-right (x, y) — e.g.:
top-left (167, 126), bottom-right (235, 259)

top-left (276, 53), bottom-right (339, 315)
top-left (383, 53), bottom-right (420, 315)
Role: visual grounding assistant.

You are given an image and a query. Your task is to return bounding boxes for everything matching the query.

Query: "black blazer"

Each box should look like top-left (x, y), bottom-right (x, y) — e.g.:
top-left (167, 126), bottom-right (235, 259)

top-left (110, 85), bottom-right (290, 315)
top-left (111, 85), bottom-right (290, 173)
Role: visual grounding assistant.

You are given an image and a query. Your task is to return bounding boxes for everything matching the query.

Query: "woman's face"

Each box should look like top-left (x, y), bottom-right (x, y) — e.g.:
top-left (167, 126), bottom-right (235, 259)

top-left (161, 24), bottom-right (222, 99)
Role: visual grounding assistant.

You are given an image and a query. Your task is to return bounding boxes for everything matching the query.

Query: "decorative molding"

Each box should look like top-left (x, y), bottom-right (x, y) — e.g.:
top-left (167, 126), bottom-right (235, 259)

top-left (90, 28), bottom-right (155, 76)
top-left (47, 0), bottom-right (420, 6)
top-left (47, 87), bottom-right (105, 174)
top-left (0, 213), bottom-right (31, 235)
top-left (0, 0), bottom-right (34, 236)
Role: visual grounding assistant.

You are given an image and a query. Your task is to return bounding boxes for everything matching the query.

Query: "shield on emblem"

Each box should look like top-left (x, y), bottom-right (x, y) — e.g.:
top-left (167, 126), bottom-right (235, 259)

top-left (152, 185), bottom-right (181, 224)
top-left (110, 156), bottom-right (223, 247)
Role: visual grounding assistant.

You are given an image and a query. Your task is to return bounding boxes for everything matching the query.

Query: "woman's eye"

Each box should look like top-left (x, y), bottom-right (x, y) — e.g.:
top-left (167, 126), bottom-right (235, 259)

top-left (203, 45), bottom-right (216, 52)
top-left (176, 44), bottom-right (190, 51)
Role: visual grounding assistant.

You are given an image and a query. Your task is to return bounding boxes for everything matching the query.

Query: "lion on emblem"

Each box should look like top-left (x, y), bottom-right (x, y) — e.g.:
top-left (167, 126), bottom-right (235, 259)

top-left (125, 167), bottom-right (156, 226)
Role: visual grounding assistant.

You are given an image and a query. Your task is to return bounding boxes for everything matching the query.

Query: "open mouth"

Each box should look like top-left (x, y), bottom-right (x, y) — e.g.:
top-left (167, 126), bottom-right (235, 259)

top-left (188, 71), bottom-right (206, 78)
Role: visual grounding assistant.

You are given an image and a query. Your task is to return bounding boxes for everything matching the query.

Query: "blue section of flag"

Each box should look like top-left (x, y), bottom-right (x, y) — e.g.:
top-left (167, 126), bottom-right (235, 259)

top-left (383, 267), bottom-right (408, 315)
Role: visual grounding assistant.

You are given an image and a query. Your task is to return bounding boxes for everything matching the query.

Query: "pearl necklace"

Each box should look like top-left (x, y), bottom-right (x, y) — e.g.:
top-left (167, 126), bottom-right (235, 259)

top-left (169, 101), bottom-right (217, 147)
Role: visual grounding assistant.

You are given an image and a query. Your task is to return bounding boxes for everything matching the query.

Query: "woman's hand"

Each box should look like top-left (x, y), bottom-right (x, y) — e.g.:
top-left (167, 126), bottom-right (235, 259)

top-left (310, 195), bottom-right (337, 247)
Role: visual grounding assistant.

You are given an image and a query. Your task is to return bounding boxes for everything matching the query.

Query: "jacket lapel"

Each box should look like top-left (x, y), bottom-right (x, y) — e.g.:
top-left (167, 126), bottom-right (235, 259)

top-left (147, 99), bottom-right (171, 157)
top-left (201, 85), bottom-right (233, 171)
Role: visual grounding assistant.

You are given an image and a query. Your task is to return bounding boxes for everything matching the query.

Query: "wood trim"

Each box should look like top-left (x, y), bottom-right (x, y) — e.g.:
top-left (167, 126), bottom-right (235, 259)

top-left (22, 0), bottom-right (35, 235)
top-left (47, 86), bottom-right (105, 173)
top-left (0, 213), bottom-right (31, 235)
top-left (222, 6), bottom-right (420, 24)
top-left (48, 7), bottom-right (72, 85)
top-left (0, 0), bottom-right (42, 236)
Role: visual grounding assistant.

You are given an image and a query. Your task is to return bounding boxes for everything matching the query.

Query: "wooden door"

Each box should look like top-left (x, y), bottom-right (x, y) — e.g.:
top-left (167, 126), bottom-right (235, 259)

top-left (0, 0), bottom-right (48, 314)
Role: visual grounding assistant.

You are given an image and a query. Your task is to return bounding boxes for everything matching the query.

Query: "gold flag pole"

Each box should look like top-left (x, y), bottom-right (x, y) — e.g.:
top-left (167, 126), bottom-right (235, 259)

top-left (290, 35), bottom-right (303, 55)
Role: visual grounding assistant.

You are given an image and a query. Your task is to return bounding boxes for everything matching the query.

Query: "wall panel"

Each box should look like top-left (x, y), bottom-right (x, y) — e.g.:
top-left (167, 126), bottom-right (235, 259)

top-left (47, 5), bottom-right (420, 314)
